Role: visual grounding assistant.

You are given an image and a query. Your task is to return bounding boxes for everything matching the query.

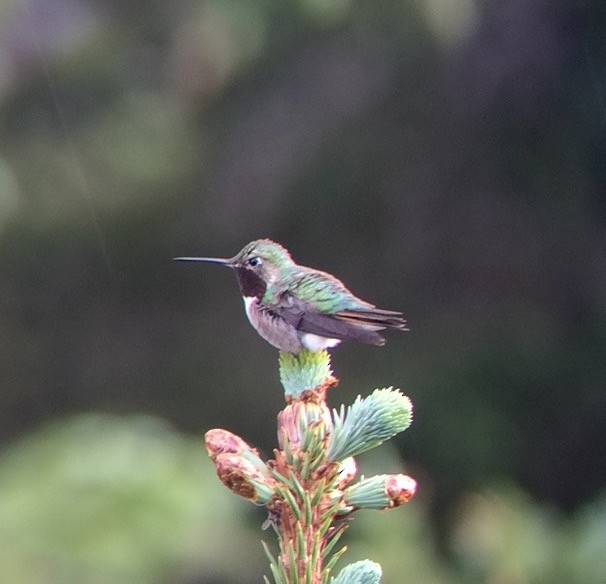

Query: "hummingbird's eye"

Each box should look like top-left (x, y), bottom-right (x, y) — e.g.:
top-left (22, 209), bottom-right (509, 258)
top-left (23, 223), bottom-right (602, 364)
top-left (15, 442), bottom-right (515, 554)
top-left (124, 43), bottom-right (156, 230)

top-left (248, 256), bottom-right (261, 267)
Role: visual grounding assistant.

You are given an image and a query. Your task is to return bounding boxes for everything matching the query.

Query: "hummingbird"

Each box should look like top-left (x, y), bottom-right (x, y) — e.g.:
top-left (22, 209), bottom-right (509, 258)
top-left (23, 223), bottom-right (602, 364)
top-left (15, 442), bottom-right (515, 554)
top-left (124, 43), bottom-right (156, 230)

top-left (174, 239), bottom-right (407, 354)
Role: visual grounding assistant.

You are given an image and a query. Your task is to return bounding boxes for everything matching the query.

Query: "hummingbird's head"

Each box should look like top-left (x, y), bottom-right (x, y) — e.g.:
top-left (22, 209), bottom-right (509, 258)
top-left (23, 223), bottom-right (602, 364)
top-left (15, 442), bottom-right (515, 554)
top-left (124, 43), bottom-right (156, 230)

top-left (174, 239), bottom-right (294, 298)
top-left (231, 239), bottom-right (294, 286)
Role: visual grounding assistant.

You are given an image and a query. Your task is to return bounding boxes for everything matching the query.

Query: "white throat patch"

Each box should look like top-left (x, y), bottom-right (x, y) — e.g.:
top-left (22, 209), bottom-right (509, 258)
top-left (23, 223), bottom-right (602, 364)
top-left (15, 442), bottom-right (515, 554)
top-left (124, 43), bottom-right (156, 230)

top-left (243, 296), bottom-right (256, 317)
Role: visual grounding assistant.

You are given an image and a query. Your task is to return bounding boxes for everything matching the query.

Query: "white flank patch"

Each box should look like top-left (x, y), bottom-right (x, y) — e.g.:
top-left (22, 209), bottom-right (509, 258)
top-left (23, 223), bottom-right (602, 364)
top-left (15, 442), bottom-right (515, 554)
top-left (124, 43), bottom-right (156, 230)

top-left (301, 333), bottom-right (341, 352)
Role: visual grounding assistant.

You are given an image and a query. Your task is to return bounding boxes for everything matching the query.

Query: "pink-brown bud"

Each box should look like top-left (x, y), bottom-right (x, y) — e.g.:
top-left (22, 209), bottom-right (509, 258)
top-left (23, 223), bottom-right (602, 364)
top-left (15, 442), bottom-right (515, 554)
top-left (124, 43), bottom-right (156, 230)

top-left (336, 457), bottom-right (358, 488)
top-left (205, 429), bottom-right (255, 462)
top-left (277, 401), bottom-right (332, 450)
top-left (214, 452), bottom-right (277, 504)
top-left (385, 474), bottom-right (417, 506)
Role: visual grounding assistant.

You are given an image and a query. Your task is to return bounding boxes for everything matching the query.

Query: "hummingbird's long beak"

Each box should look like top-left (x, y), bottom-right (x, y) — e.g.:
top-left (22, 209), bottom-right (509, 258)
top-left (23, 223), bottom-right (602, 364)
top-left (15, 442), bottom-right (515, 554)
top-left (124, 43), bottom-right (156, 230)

top-left (173, 256), bottom-right (235, 267)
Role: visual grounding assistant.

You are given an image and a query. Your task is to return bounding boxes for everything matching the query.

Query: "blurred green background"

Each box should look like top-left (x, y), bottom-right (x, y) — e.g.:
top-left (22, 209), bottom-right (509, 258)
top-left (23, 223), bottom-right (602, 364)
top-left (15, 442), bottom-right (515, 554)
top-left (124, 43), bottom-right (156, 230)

top-left (1, 0), bottom-right (605, 582)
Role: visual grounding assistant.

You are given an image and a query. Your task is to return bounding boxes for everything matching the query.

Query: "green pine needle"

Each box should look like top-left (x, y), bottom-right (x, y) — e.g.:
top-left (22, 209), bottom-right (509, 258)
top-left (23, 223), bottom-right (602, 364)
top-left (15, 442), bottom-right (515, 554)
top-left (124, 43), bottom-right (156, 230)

top-left (322, 545), bottom-right (348, 581)
top-left (296, 522), bottom-right (307, 557)
top-left (289, 471), bottom-right (307, 501)
top-left (304, 493), bottom-right (314, 526)
top-left (262, 540), bottom-right (277, 566)
top-left (322, 527), bottom-right (345, 559)
top-left (310, 480), bottom-right (326, 507)
top-left (288, 542), bottom-right (297, 583)
top-left (262, 541), bottom-right (287, 584)
top-left (278, 485), bottom-right (302, 521)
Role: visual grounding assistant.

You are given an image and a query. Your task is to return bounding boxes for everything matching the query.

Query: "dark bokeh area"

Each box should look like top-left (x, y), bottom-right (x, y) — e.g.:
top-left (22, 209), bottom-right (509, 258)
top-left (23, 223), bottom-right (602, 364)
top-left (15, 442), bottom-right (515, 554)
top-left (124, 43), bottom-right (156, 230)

top-left (1, 0), bottom-right (605, 583)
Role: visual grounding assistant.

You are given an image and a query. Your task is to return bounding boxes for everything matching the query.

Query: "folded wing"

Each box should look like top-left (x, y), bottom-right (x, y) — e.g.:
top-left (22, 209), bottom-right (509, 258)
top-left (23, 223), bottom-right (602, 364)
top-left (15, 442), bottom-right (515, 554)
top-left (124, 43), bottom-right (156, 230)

top-left (273, 293), bottom-right (407, 346)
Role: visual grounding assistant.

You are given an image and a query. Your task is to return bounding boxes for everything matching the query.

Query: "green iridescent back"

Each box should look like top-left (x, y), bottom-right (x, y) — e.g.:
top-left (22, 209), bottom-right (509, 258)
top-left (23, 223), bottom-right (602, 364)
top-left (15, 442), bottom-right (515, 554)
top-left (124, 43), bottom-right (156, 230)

top-left (275, 266), bottom-right (373, 313)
